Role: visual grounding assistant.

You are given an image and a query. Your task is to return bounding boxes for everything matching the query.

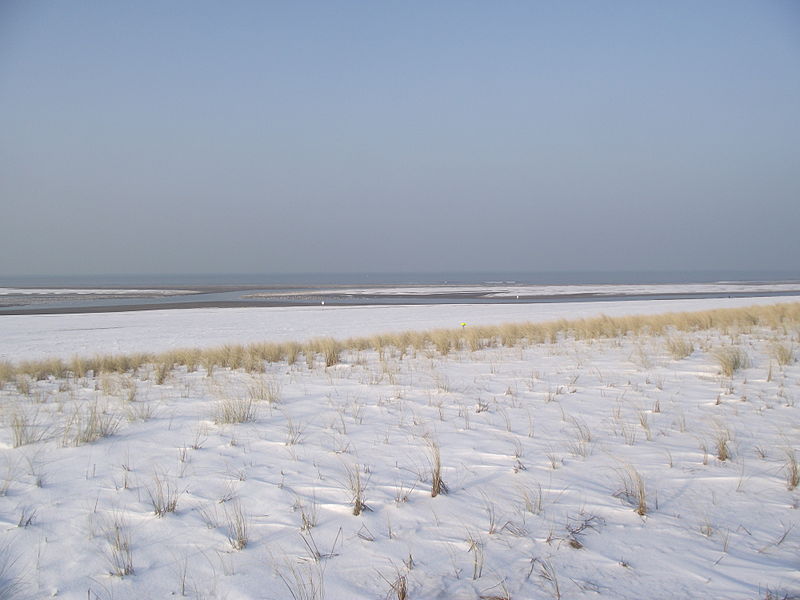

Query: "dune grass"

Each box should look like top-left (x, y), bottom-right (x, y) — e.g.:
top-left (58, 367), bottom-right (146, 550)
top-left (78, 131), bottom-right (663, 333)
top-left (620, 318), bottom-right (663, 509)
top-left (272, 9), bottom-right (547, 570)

top-left (2, 303), bottom-right (798, 385)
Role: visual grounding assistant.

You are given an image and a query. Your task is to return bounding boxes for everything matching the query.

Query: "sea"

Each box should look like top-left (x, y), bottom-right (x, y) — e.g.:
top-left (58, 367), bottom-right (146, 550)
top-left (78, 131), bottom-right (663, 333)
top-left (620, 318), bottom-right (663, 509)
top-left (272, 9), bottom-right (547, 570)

top-left (1, 270), bottom-right (799, 314)
top-left (3, 269), bottom-right (800, 288)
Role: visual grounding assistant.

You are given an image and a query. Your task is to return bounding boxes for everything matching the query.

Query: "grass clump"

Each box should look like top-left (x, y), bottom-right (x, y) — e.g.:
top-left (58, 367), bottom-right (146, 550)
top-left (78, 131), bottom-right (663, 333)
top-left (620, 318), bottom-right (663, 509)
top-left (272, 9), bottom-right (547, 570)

top-left (248, 377), bottom-right (281, 403)
top-left (312, 338), bottom-right (342, 367)
top-left (712, 346), bottom-right (750, 377)
top-left (10, 409), bottom-right (47, 448)
top-left (277, 561), bottom-right (325, 600)
top-left (16, 357), bottom-right (68, 381)
top-left (214, 397), bottom-right (257, 424)
top-left (381, 570), bottom-right (409, 600)
top-left (147, 472), bottom-right (181, 517)
top-left (714, 427), bottom-right (733, 461)
top-left (105, 516), bottom-right (135, 576)
top-left (62, 403), bottom-right (120, 447)
top-left (0, 361), bottom-right (14, 387)
top-left (615, 466), bottom-right (648, 516)
top-left (345, 464), bottom-right (369, 516)
top-left (154, 360), bottom-right (173, 385)
top-left (426, 438), bottom-right (447, 497)
top-left (224, 499), bottom-right (249, 550)
top-left (785, 449), bottom-right (799, 491)
top-left (666, 336), bottom-right (694, 360)
top-left (430, 329), bottom-right (455, 356)
top-left (770, 342), bottom-right (795, 366)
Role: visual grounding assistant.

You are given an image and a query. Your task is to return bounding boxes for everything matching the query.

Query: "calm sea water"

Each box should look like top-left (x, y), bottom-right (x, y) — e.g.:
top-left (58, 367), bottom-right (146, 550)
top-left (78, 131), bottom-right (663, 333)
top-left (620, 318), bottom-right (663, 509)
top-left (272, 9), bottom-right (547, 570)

top-left (2, 270), bottom-right (800, 288)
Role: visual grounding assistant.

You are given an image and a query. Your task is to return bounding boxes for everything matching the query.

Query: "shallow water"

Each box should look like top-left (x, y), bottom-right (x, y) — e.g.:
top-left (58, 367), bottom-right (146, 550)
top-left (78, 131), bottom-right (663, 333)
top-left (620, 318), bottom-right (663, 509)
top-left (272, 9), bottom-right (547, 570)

top-left (2, 268), bottom-right (800, 288)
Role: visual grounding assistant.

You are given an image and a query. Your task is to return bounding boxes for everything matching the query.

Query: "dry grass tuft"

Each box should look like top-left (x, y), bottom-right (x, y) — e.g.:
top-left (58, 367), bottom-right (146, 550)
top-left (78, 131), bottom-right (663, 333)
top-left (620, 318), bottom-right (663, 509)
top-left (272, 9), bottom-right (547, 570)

top-left (771, 342), bottom-right (795, 366)
top-left (345, 464), bottom-right (369, 516)
top-left (277, 560), bottom-right (325, 600)
top-left (105, 515), bottom-right (134, 577)
top-left (666, 336), bottom-right (694, 360)
top-left (248, 377), bottom-right (282, 404)
top-left (0, 362), bottom-right (14, 387)
top-left (306, 338), bottom-right (341, 368)
top-left (224, 499), bottom-right (249, 550)
top-left (785, 449), bottom-right (799, 491)
top-left (427, 438), bottom-right (447, 497)
top-left (10, 409), bottom-right (47, 447)
top-left (154, 360), bottom-right (172, 385)
top-left (615, 466), bottom-right (648, 516)
top-left (712, 346), bottom-right (750, 377)
top-left (147, 471), bottom-right (181, 517)
top-left (380, 569), bottom-right (409, 600)
top-left (214, 397), bottom-right (257, 424)
top-left (62, 403), bottom-right (120, 447)
top-left (533, 557), bottom-right (561, 599)
top-left (714, 427), bottom-right (733, 461)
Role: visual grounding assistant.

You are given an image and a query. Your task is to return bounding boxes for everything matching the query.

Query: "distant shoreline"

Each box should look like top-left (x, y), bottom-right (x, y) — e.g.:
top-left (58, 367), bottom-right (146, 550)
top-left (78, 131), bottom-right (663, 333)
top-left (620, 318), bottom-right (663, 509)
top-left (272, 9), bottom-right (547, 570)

top-left (2, 289), bottom-right (800, 316)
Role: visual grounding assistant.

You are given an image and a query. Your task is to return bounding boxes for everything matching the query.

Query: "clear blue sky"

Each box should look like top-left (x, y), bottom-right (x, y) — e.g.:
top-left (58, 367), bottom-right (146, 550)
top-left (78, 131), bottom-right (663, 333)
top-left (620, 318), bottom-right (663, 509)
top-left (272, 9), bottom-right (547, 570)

top-left (1, 1), bottom-right (798, 275)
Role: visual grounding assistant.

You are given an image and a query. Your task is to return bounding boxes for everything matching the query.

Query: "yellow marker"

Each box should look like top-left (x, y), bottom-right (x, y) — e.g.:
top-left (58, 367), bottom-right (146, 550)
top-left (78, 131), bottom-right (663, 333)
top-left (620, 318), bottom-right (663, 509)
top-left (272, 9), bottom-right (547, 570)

top-left (460, 322), bottom-right (467, 328)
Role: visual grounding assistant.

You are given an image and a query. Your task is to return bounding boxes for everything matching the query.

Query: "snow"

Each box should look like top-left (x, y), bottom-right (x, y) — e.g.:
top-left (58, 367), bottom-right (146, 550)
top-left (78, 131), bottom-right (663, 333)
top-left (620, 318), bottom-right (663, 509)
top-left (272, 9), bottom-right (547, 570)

top-left (1, 297), bottom-right (799, 599)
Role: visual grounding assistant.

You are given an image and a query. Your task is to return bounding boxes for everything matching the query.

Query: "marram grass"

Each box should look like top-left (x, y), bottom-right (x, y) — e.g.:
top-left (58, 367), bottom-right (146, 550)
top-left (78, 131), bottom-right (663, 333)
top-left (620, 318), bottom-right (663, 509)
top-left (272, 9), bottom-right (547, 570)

top-left (2, 302), bottom-right (799, 385)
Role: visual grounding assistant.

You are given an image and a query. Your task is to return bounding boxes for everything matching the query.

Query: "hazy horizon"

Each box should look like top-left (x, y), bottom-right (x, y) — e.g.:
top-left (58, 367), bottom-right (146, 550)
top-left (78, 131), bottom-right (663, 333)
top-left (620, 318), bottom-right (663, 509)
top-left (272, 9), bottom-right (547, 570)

top-left (2, 268), bottom-right (800, 289)
top-left (2, 1), bottom-right (798, 276)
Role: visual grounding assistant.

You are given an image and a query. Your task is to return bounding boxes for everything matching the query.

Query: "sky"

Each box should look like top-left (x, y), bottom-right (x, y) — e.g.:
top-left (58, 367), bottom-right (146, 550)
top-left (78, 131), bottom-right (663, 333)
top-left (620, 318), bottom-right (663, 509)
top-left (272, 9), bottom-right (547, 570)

top-left (1, 1), bottom-right (799, 276)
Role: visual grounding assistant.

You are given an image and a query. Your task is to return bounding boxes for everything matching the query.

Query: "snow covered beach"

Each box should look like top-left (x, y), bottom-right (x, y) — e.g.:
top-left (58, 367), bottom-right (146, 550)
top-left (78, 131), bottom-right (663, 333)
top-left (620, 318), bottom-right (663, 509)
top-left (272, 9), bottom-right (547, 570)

top-left (1, 297), bottom-right (799, 599)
